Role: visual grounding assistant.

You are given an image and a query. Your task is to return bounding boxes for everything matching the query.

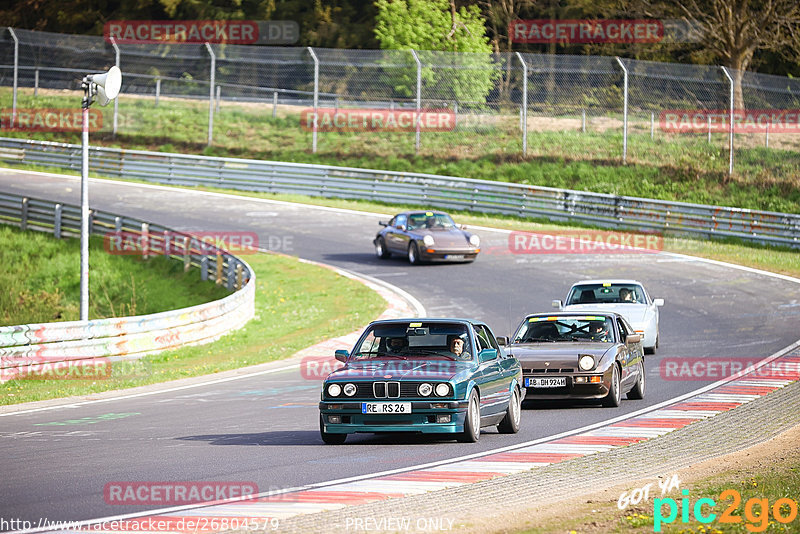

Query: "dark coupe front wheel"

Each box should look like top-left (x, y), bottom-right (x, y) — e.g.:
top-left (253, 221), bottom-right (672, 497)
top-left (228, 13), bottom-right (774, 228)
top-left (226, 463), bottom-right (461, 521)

top-left (320, 414), bottom-right (347, 444)
top-left (407, 241), bottom-right (420, 265)
top-left (602, 364), bottom-right (621, 407)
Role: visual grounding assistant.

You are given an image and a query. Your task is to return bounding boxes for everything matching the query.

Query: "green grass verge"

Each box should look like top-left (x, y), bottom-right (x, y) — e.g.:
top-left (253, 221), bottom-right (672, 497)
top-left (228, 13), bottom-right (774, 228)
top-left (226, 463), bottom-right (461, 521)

top-left (0, 225), bottom-right (230, 324)
top-left (1, 249), bottom-right (386, 405)
top-left (2, 88), bottom-right (799, 213)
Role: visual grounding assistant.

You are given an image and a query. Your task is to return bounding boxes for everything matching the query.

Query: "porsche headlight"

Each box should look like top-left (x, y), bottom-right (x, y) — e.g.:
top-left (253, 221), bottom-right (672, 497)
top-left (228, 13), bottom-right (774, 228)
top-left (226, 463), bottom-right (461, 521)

top-left (578, 354), bottom-right (595, 371)
top-left (469, 234), bottom-right (480, 247)
top-left (418, 383), bottom-right (433, 396)
top-left (343, 383), bottom-right (357, 396)
top-left (435, 383), bottom-right (451, 396)
top-left (423, 235), bottom-right (435, 247)
top-left (328, 383), bottom-right (341, 397)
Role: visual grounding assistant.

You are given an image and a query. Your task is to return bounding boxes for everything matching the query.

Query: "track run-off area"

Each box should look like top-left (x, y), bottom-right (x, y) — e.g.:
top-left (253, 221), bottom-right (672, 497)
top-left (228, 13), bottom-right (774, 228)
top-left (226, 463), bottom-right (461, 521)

top-left (1, 168), bottom-right (799, 531)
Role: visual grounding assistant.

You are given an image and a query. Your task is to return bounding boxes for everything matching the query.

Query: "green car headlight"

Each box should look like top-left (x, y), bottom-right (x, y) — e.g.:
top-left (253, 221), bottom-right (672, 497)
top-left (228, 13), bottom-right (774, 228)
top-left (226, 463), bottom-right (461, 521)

top-left (418, 383), bottom-right (433, 396)
top-left (435, 383), bottom-right (450, 396)
top-left (328, 383), bottom-right (341, 397)
top-left (343, 383), bottom-right (357, 396)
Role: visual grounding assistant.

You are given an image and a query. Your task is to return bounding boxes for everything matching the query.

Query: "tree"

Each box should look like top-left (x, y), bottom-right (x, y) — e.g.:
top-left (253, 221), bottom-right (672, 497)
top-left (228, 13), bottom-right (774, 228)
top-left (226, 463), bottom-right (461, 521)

top-left (644, 0), bottom-right (800, 109)
top-left (374, 0), bottom-right (499, 106)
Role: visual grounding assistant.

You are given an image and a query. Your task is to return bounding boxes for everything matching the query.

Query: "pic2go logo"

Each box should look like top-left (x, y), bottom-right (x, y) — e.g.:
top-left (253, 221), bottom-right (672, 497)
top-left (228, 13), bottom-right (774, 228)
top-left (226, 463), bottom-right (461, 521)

top-left (654, 489), bottom-right (799, 532)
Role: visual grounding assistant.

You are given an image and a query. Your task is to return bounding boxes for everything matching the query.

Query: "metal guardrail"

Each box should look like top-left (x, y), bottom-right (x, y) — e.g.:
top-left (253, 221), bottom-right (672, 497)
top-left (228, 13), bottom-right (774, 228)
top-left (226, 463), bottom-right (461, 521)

top-left (0, 136), bottom-right (799, 248)
top-left (0, 190), bottom-right (256, 381)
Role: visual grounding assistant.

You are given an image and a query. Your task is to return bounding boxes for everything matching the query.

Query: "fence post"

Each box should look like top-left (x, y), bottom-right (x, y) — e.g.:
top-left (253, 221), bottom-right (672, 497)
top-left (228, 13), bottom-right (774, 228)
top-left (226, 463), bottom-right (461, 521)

top-left (34, 69), bottom-right (39, 97)
top-left (205, 42), bottom-right (216, 146)
top-left (454, 101), bottom-right (458, 128)
top-left (200, 256), bottom-right (209, 281)
top-left (720, 66), bottom-right (734, 177)
top-left (707, 115), bottom-right (712, 143)
top-left (615, 57), bottom-right (628, 164)
top-left (307, 47), bottom-right (319, 153)
top-left (515, 52), bottom-right (528, 156)
top-left (582, 109), bottom-right (586, 133)
top-left (155, 78), bottom-right (160, 107)
top-left (765, 121), bottom-right (769, 148)
top-left (9, 28), bottom-right (19, 128)
top-left (110, 37), bottom-right (120, 137)
top-left (411, 49), bottom-right (422, 154)
top-left (272, 91), bottom-right (278, 118)
top-left (216, 85), bottom-right (221, 113)
top-left (650, 112), bottom-right (654, 140)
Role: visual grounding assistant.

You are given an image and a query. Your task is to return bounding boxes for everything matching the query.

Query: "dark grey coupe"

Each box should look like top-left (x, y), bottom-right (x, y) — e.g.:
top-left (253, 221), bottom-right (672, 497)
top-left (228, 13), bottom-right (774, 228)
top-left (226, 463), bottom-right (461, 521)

top-left (373, 211), bottom-right (480, 264)
top-left (504, 312), bottom-right (645, 407)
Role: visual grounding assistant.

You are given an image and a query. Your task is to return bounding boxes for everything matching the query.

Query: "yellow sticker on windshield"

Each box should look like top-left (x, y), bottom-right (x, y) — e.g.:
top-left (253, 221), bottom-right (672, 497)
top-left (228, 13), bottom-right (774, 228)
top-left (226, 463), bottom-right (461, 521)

top-left (409, 322), bottom-right (422, 327)
top-left (603, 282), bottom-right (611, 287)
top-left (425, 212), bottom-right (433, 216)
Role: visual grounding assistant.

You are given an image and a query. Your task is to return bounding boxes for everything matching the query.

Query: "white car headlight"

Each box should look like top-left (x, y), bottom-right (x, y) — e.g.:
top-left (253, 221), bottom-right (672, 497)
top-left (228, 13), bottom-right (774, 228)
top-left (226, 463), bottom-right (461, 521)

top-left (343, 383), bottom-right (357, 396)
top-left (418, 383), bottom-right (433, 396)
top-left (469, 234), bottom-right (480, 247)
top-left (328, 383), bottom-right (341, 397)
top-left (423, 235), bottom-right (435, 247)
top-left (435, 383), bottom-right (450, 396)
top-left (578, 354), bottom-right (595, 371)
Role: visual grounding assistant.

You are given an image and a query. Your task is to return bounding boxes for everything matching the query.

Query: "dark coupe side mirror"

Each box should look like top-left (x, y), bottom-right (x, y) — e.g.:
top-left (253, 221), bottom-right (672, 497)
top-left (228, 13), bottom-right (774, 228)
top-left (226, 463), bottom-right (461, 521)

top-left (625, 334), bottom-right (641, 344)
top-left (378, 221), bottom-right (388, 227)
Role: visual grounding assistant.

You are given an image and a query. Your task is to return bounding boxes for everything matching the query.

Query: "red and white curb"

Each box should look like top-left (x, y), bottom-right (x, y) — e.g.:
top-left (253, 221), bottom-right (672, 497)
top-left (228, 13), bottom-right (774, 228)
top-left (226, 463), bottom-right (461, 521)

top-left (41, 352), bottom-right (800, 533)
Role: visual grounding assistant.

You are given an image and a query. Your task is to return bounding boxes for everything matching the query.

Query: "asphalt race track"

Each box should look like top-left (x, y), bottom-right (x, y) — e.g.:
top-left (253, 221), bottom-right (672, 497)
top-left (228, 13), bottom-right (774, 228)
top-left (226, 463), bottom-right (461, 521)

top-left (1, 168), bottom-right (799, 526)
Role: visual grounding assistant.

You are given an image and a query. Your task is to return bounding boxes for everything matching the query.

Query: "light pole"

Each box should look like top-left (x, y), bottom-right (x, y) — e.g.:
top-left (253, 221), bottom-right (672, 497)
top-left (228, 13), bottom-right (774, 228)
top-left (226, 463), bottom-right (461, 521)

top-left (80, 66), bottom-right (121, 322)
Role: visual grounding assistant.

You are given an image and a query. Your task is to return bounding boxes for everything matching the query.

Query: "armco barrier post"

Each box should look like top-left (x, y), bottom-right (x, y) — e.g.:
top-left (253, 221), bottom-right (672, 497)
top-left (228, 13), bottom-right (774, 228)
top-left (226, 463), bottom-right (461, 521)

top-left (54, 203), bottom-right (62, 238)
top-left (205, 43), bottom-right (215, 146)
top-left (21, 197), bottom-right (28, 230)
top-left (200, 257), bottom-right (209, 281)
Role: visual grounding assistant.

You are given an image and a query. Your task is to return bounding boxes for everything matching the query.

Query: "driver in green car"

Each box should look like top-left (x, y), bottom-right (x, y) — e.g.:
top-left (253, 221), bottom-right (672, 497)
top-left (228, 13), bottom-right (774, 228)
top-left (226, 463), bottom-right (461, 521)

top-left (448, 335), bottom-right (472, 360)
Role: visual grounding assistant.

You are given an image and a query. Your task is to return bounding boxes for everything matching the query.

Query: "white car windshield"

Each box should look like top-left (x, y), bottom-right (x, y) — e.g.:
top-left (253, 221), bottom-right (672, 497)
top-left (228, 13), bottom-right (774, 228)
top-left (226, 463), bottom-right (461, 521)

top-left (567, 284), bottom-right (646, 304)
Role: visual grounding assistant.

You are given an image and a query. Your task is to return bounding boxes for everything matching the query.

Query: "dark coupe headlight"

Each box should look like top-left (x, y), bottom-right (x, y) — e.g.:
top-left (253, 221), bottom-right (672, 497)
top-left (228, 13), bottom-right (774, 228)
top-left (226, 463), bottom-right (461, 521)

top-left (469, 235), bottom-right (480, 247)
top-left (578, 354), bottom-right (595, 371)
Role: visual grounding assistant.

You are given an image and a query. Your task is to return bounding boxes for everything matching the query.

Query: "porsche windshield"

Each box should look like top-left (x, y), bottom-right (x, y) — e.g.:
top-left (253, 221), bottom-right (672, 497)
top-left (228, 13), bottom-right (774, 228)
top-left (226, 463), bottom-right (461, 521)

top-left (567, 283), bottom-right (646, 304)
top-left (352, 322), bottom-right (472, 360)
top-left (407, 213), bottom-right (456, 231)
top-left (513, 316), bottom-right (614, 343)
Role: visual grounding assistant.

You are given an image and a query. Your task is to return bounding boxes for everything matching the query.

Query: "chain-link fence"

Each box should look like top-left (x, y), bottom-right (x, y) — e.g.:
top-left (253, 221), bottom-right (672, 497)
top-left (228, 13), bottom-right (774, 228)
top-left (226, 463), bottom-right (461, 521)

top-left (2, 27), bottom-right (800, 176)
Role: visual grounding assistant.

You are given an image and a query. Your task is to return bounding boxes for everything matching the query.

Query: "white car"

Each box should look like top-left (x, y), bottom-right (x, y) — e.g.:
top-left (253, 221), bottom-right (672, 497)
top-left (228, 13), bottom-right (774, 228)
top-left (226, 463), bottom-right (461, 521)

top-left (552, 280), bottom-right (664, 354)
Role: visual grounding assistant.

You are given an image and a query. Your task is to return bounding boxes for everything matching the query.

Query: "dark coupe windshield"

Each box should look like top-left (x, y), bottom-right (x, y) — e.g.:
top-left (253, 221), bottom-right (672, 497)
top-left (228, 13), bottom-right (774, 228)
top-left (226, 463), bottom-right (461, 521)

top-left (513, 316), bottom-right (615, 343)
top-left (352, 322), bottom-right (472, 360)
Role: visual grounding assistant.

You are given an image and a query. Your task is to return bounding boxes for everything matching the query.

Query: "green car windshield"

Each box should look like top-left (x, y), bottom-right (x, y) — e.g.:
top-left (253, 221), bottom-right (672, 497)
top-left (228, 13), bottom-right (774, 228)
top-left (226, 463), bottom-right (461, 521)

top-left (514, 316), bottom-right (614, 343)
top-left (352, 322), bottom-right (473, 360)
